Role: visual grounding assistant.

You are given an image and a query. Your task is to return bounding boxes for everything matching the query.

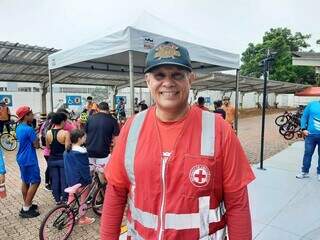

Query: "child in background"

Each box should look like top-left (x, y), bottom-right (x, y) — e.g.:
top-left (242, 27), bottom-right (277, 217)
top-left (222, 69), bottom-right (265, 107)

top-left (15, 106), bottom-right (41, 218)
top-left (64, 129), bottom-right (94, 225)
top-left (0, 148), bottom-right (6, 198)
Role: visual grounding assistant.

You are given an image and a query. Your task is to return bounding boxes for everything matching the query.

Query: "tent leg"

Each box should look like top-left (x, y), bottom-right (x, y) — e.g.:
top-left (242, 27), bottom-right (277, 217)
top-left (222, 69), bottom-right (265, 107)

top-left (234, 69), bottom-right (240, 134)
top-left (40, 83), bottom-right (48, 115)
top-left (129, 50), bottom-right (134, 116)
top-left (48, 69), bottom-right (54, 112)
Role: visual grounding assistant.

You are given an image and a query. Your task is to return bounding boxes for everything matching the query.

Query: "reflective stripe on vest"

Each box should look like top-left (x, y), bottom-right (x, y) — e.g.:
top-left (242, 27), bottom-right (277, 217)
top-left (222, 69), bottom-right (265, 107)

top-left (201, 110), bottom-right (215, 156)
top-left (125, 110), bottom-right (148, 185)
top-left (165, 196), bottom-right (226, 236)
top-left (128, 197), bottom-right (158, 229)
top-left (199, 228), bottom-right (227, 240)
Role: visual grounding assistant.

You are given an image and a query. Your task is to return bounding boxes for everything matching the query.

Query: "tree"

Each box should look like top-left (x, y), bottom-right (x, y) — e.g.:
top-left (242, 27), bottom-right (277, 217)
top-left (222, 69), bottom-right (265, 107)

top-left (240, 28), bottom-right (316, 85)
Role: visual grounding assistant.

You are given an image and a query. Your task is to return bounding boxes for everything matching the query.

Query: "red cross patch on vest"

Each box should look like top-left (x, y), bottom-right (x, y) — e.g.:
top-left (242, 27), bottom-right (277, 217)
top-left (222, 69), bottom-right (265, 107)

top-left (189, 164), bottom-right (211, 187)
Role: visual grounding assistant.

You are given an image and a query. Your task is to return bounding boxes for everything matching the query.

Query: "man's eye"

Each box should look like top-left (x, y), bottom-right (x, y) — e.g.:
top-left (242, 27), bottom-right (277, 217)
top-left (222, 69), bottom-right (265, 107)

top-left (172, 73), bottom-right (185, 80)
top-left (154, 73), bottom-right (166, 80)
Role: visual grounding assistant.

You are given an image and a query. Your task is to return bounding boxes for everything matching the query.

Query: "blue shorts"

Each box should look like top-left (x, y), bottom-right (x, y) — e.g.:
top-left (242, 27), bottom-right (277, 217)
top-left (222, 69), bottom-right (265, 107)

top-left (0, 150), bottom-right (5, 175)
top-left (19, 164), bottom-right (41, 184)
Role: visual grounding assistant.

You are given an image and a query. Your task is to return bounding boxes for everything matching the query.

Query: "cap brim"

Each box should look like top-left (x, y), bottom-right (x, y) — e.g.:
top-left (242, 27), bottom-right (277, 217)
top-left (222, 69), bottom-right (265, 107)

top-left (144, 62), bottom-right (192, 73)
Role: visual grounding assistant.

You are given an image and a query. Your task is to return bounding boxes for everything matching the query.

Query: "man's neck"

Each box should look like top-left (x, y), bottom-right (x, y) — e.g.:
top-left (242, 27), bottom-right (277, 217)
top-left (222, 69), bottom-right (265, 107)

top-left (156, 104), bottom-right (190, 122)
top-left (99, 110), bottom-right (109, 114)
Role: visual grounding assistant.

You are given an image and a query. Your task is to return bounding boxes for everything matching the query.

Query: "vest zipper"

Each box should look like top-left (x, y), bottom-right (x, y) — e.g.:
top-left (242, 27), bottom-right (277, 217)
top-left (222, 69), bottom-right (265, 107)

top-left (159, 152), bottom-right (170, 240)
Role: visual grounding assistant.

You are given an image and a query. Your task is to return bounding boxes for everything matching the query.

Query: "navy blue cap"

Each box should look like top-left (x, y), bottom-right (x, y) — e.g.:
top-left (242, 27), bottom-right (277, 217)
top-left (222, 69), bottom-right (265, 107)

top-left (144, 41), bottom-right (192, 73)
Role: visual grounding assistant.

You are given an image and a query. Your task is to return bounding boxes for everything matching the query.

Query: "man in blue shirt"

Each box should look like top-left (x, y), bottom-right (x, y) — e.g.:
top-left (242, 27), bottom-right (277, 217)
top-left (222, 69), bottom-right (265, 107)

top-left (15, 106), bottom-right (41, 218)
top-left (296, 101), bottom-right (320, 181)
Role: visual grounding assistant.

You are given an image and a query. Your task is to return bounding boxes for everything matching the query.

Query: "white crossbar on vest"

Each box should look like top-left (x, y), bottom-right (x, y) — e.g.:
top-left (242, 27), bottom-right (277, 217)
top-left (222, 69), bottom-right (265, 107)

top-left (201, 111), bottom-right (215, 156)
top-left (165, 196), bottom-right (225, 238)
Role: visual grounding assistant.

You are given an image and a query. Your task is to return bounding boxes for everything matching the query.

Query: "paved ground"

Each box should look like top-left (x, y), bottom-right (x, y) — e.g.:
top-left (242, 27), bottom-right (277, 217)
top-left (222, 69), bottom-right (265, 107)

top-left (250, 141), bottom-right (320, 240)
top-left (0, 112), bottom-right (296, 239)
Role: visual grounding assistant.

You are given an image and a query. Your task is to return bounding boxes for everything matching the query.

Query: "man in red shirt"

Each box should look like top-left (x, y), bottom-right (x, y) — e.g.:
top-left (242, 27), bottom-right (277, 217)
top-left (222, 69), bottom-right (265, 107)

top-left (101, 41), bottom-right (255, 239)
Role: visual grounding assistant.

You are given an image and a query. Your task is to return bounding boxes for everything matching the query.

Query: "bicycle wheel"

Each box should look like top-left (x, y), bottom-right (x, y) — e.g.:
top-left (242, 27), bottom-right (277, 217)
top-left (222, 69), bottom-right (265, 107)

top-left (275, 115), bottom-right (288, 126)
top-left (0, 133), bottom-right (17, 151)
top-left (284, 131), bottom-right (294, 140)
top-left (39, 205), bottom-right (75, 240)
top-left (92, 185), bottom-right (106, 216)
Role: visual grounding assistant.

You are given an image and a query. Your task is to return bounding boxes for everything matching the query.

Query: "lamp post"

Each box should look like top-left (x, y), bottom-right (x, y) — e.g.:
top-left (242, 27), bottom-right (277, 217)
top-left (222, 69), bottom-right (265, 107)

top-left (258, 49), bottom-right (275, 170)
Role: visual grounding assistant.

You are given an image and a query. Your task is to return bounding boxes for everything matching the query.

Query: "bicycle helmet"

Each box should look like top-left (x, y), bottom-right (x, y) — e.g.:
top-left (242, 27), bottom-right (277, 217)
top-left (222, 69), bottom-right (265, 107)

top-left (79, 112), bottom-right (89, 123)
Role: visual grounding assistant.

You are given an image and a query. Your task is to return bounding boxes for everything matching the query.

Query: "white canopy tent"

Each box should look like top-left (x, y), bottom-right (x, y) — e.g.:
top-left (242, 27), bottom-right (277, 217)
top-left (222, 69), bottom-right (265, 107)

top-left (48, 14), bottom-right (240, 122)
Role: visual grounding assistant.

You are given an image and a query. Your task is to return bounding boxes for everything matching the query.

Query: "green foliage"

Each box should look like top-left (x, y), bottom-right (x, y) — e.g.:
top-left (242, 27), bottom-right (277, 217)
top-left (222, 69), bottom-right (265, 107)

top-left (240, 28), bottom-right (315, 85)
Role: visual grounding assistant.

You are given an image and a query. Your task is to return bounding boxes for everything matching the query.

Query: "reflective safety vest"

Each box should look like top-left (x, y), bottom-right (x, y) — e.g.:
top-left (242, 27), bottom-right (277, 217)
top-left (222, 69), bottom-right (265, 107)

top-left (124, 106), bottom-right (227, 240)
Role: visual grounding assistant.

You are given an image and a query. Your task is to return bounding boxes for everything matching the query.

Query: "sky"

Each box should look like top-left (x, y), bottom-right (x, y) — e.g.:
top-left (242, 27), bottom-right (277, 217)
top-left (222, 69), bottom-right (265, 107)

top-left (0, 0), bottom-right (319, 55)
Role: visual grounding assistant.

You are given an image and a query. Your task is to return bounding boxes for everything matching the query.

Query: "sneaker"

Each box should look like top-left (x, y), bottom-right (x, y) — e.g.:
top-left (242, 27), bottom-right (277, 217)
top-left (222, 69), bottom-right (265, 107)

top-left (30, 204), bottom-right (38, 210)
top-left (78, 216), bottom-right (95, 225)
top-left (296, 172), bottom-right (310, 179)
top-left (19, 208), bottom-right (40, 218)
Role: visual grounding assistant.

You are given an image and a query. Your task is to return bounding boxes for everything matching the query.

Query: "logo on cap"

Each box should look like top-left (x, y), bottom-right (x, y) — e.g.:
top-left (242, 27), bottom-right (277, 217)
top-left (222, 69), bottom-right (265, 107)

top-left (189, 164), bottom-right (211, 187)
top-left (155, 43), bottom-right (181, 60)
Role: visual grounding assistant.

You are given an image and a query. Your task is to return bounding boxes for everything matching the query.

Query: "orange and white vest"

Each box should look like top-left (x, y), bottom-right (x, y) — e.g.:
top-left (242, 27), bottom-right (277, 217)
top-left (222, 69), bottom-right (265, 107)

top-left (124, 106), bottom-right (227, 240)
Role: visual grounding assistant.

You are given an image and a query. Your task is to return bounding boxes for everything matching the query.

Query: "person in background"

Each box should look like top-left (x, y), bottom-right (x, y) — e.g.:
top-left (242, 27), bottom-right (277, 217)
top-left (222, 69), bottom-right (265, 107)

top-left (0, 147), bottom-right (6, 199)
top-left (134, 97), bottom-right (139, 114)
top-left (57, 108), bottom-right (76, 133)
top-left (116, 97), bottom-right (126, 120)
top-left (296, 100), bottom-right (320, 181)
top-left (138, 100), bottom-right (148, 112)
top-left (64, 129), bottom-right (95, 225)
top-left (86, 96), bottom-right (98, 115)
top-left (46, 112), bottom-right (70, 204)
top-left (0, 101), bottom-right (11, 134)
top-left (194, 96), bottom-right (209, 111)
top-left (15, 106), bottom-right (41, 218)
top-left (213, 100), bottom-right (226, 119)
top-left (222, 95), bottom-right (236, 127)
top-left (40, 112), bottom-right (54, 191)
top-left (85, 102), bottom-right (119, 168)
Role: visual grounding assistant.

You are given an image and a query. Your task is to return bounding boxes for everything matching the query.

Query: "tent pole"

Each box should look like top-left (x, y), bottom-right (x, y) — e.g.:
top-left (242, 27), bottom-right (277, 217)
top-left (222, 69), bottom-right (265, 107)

top-left (234, 69), bottom-right (240, 134)
top-left (48, 69), bottom-right (54, 112)
top-left (129, 50), bottom-right (134, 115)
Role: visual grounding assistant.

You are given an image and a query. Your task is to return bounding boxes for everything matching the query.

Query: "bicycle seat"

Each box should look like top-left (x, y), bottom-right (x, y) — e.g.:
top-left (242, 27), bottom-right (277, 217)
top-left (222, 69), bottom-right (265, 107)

top-left (64, 183), bottom-right (82, 194)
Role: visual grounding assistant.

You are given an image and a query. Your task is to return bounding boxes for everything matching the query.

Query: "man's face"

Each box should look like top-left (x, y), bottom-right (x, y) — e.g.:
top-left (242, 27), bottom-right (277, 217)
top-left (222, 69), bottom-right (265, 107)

top-left (223, 98), bottom-right (230, 106)
top-left (25, 112), bottom-right (34, 124)
top-left (145, 66), bottom-right (195, 112)
top-left (87, 99), bottom-right (92, 104)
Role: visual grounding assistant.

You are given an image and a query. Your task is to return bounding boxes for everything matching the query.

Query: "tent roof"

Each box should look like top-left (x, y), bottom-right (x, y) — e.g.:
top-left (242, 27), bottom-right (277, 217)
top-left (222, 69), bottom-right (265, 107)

top-left (295, 87), bottom-right (320, 96)
top-left (0, 41), bottom-right (309, 94)
top-left (48, 14), bottom-right (240, 73)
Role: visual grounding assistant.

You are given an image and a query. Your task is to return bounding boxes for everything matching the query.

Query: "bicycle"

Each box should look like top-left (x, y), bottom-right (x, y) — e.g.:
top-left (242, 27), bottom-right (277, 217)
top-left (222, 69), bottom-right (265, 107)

top-left (275, 111), bottom-right (292, 126)
top-left (39, 163), bottom-right (106, 240)
top-left (0, 115), bottom-right (19, 151)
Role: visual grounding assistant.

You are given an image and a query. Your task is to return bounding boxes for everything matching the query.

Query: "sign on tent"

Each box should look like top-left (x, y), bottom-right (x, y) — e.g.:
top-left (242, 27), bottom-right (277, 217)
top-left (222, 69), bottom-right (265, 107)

top-left (66, 96), bottom-right (82, 106)
top-left (0, 95), bottom-right (13, 106)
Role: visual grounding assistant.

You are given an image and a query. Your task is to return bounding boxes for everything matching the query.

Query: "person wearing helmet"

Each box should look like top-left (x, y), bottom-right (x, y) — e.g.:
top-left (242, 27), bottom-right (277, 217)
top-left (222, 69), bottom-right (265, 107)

top-left (101, 41), bottom-right (255, 240)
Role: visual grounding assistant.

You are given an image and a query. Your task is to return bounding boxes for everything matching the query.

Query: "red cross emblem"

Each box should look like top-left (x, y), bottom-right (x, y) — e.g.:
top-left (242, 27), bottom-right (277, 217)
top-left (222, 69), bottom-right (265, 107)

top-left (189, 165), bottom-right (211, 187)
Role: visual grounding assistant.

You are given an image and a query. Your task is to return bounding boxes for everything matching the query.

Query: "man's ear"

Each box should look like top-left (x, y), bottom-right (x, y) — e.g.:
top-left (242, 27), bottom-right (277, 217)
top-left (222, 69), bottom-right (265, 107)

top-left (189, 72), bottom-right (196, 84)
top-left (145, 73), bottom-right (151, 87)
